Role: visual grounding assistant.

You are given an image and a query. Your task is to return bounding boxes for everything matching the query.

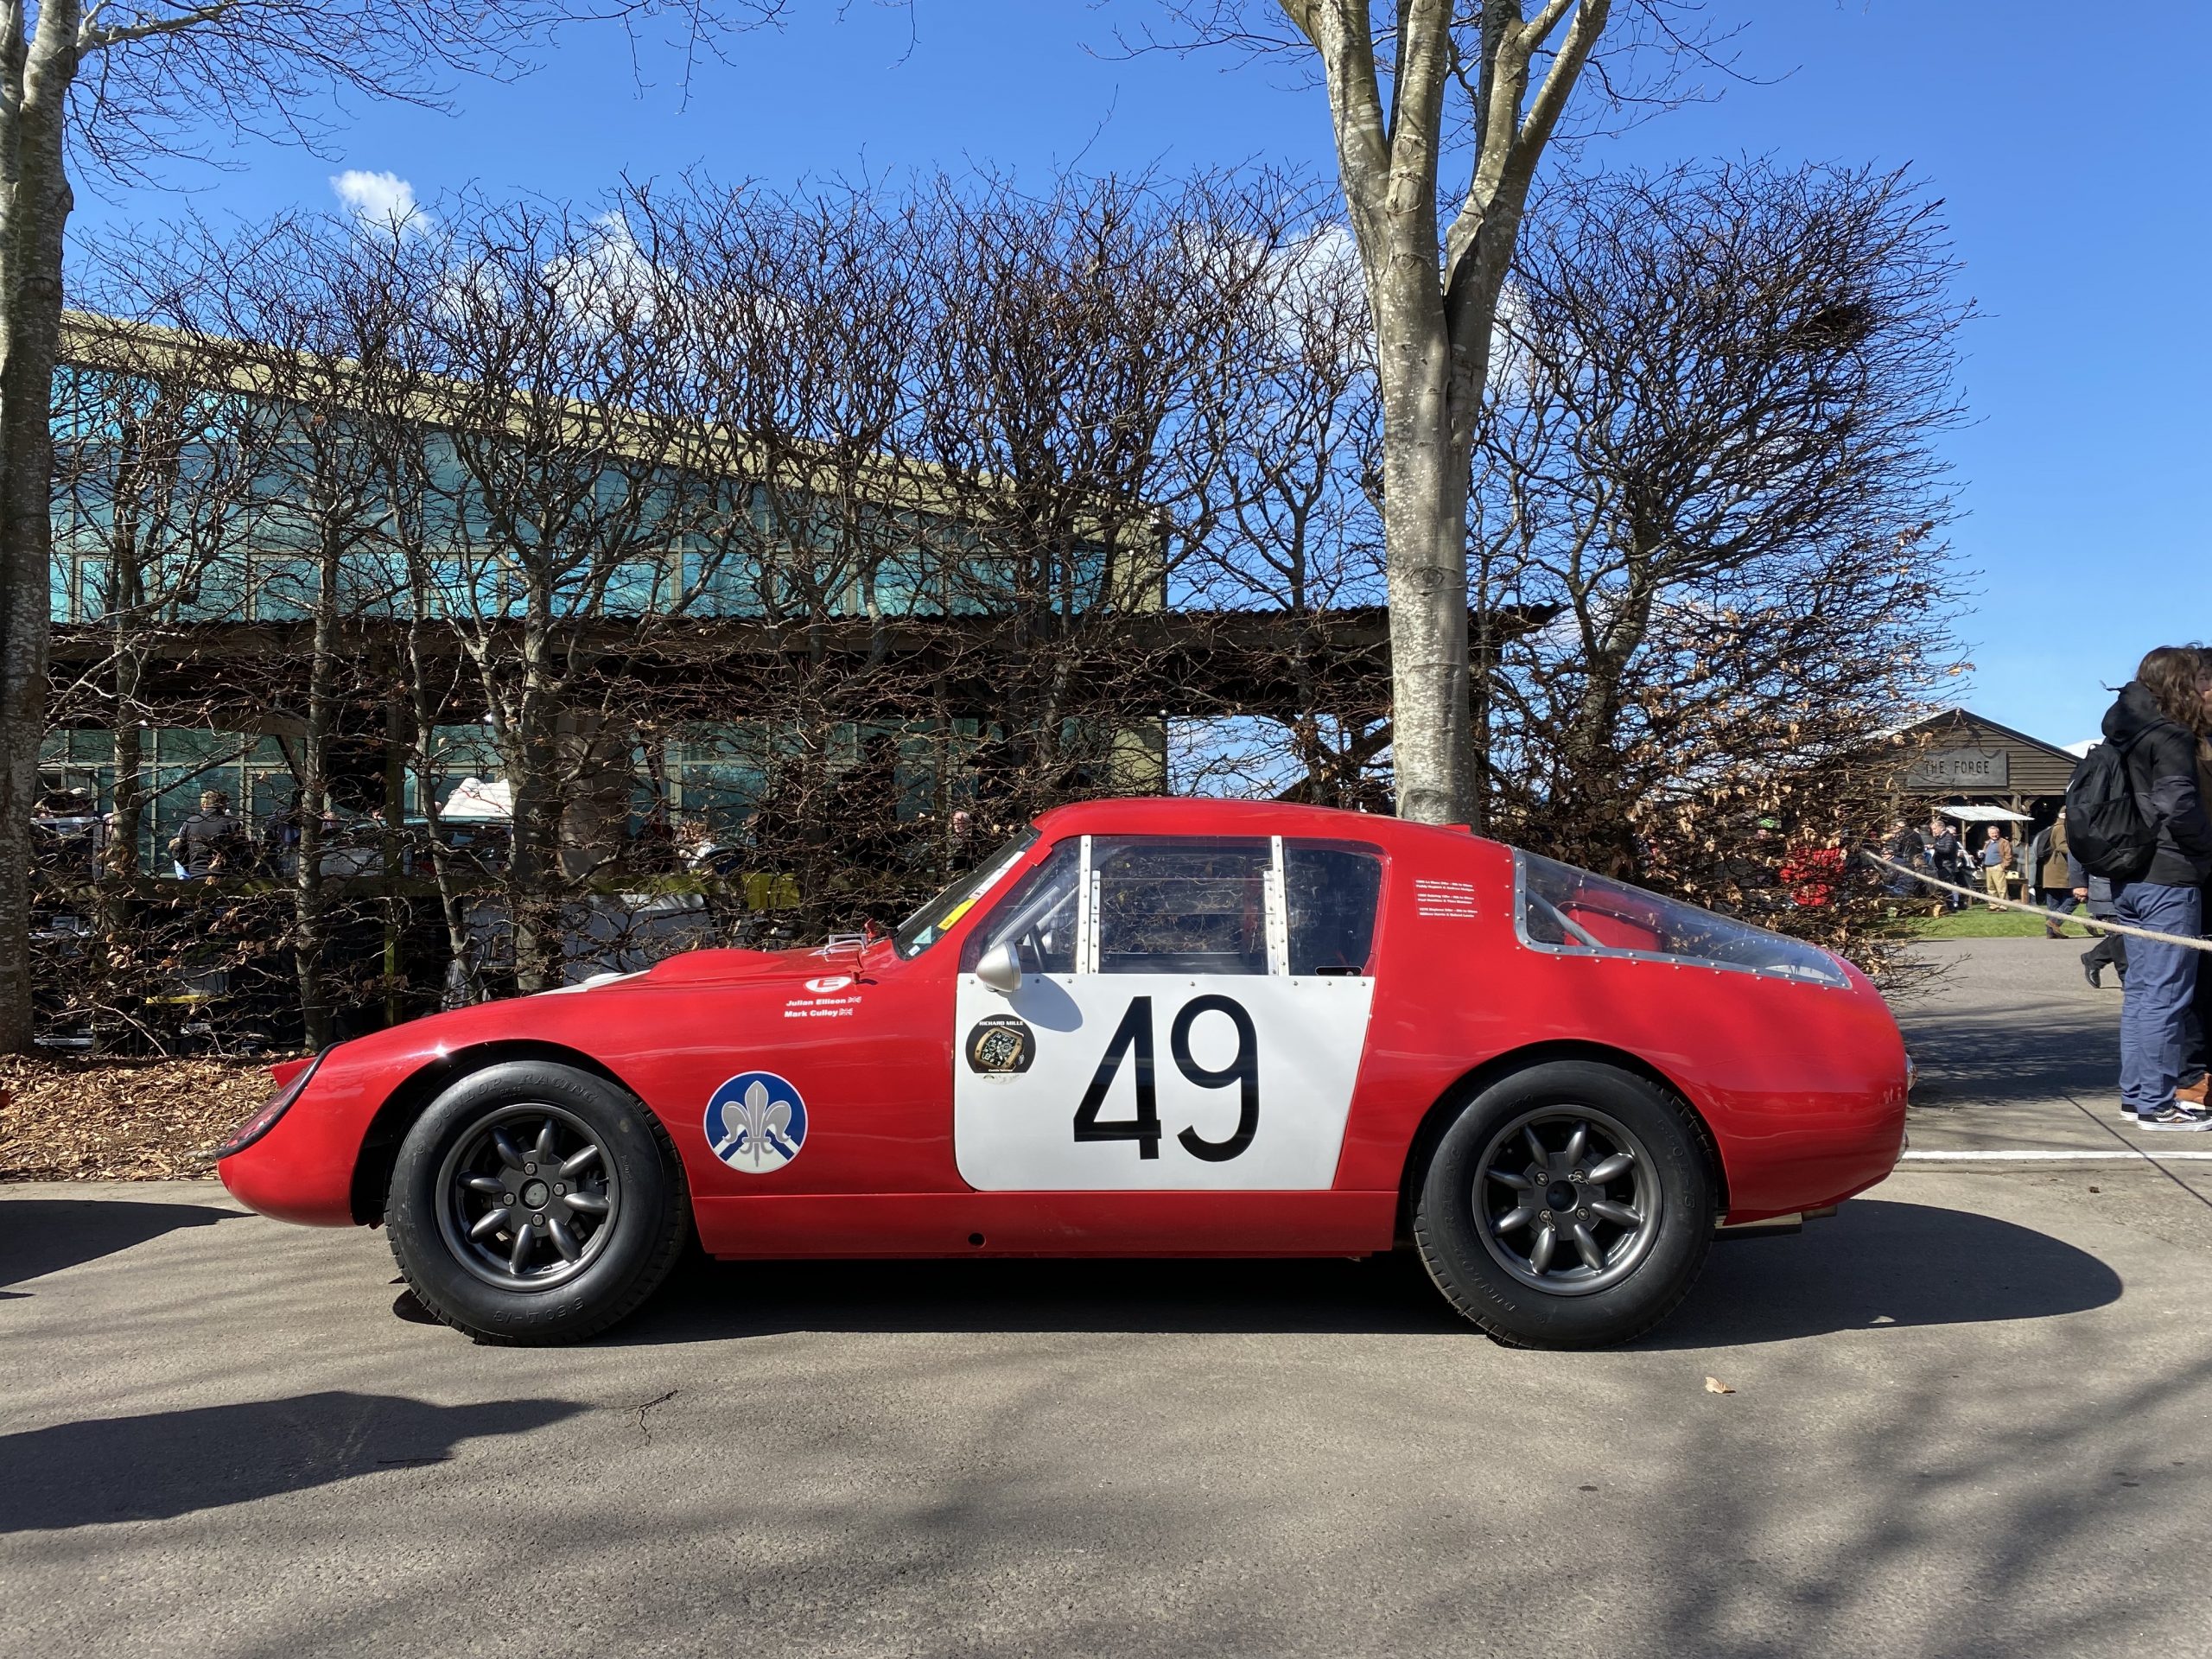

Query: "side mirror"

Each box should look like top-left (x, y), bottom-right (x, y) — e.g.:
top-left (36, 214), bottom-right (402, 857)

top-left (976, 940), bottom-right (1022, 995)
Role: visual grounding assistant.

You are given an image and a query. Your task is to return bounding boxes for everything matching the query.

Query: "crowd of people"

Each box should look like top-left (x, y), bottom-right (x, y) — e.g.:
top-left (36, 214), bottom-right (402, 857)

top-left (1882, 813), bottom-right (2070, 918)
top-left (30, 784), bottom-right (410, 883)
top-left (1873, 646), bottom-right (2212, 1128)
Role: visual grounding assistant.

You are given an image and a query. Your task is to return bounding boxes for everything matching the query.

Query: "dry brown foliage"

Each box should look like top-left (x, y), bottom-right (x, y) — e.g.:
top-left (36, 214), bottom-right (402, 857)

top-left (0, 1054), bottom-right (277, 1179)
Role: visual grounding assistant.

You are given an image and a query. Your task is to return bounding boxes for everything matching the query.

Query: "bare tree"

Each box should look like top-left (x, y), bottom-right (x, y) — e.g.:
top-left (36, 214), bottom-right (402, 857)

top-left (1474, 159), bottom-right (1967, 947)
top-left (48, 321), bottom-right (270, 1004)
top-left (1, 0), bottom-right (791, 1048)
top-left (1178, 222), bottom-right (1390, 805)
top-left (35, 166), bottom-right (1508, 1047)
top-left (1145, 0), bottom-right (1688, 825)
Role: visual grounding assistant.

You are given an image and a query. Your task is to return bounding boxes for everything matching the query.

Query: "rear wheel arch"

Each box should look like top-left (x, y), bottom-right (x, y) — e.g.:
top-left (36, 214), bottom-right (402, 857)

top-left (1393, 1040), bottom-right (1726, 1246)
top-left (351, 1041), bottom-right (665, 1225)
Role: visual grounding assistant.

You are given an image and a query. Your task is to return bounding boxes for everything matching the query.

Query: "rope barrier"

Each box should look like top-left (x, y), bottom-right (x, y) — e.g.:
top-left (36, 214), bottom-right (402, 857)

top-left (1858, 849), bottom-right (2212, 955)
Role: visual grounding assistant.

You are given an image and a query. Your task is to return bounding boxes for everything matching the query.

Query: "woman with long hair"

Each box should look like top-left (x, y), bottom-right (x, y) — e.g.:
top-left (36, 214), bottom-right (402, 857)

top-left (2096, 645), bottom-right (2212, 1127)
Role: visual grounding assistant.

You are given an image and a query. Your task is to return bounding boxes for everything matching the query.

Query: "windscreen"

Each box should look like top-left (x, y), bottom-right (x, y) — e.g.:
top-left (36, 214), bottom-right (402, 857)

top-left (1518, 852), bottom-right (1848, 987)
top-left (893, 830), bottom-right (1039, 958)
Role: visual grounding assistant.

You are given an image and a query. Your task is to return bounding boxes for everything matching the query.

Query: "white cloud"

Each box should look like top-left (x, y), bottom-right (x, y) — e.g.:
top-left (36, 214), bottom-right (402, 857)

top-left (1240, 220), bottom-right (1368, 363)
top-left (331, 169), bottom-right (424, 231)
top-left (1276, 221), bottom-right (1361, 302)
top-left (543, 213), bottom-right (659, 331)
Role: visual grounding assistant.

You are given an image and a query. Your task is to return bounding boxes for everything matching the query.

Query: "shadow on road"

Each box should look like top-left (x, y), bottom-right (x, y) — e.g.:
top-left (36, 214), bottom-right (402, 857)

top-left (0, 1198), bottom-right (239, 1292)
top-left (626, 1250), bottom-right (1461, 1342)
top-left (1904, 1007), bottom-right (2120, 1108)
top-left (0, 1391), bottom-right (583, 1533)
top-left (605, 1198), bottom-right (2120, 1347)
top-left (1655, 1198), bottom-right (2122, 1348)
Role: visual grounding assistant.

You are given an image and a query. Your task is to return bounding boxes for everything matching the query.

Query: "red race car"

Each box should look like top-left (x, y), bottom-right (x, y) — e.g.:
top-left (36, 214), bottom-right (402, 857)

top-left (216, 798), bottom-right (1907, 1348)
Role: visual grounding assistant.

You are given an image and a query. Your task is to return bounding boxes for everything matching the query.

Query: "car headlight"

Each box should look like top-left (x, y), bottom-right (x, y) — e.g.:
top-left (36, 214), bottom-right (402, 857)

top-left (213, 1049), bottom-right (327, 1160)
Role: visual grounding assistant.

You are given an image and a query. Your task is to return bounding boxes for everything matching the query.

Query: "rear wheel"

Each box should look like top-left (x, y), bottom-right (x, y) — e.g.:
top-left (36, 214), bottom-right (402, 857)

top-left (1414, 1060), bottom-right (1714, 1348)
top-left (386, 1061), bottom-right (688, 1344)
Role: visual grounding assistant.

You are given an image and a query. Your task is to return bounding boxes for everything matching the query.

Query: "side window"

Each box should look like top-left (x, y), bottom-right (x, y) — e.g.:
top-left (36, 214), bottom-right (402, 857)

top-left (961, 839), bottom-right (1081, 975)
top-left (1516, 851), bottom-right (1847, 987)
top-left (1095, 837), bottom-right (1271, 976)
top-left (1284, 842), bottom-right (1382, 976)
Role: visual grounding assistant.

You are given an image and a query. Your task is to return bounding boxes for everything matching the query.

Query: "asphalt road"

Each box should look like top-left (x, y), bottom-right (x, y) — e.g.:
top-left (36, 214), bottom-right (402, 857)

top-left (8, 934), bottom-right (2212, 1659)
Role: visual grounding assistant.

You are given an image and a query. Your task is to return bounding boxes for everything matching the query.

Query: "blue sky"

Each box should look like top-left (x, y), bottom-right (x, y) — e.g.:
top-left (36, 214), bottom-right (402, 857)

top-left (76, 0), bottom-right (2209, 747)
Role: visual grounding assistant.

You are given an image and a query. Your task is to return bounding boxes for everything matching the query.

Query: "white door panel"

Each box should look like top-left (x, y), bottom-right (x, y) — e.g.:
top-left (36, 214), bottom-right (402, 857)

top-left (953, 972), bottom-right (1376, 1191)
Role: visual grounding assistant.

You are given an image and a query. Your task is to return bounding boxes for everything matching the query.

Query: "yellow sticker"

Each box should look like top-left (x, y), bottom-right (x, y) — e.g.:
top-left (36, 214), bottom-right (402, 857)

top-left (941, 897), bottom-right (977, 927)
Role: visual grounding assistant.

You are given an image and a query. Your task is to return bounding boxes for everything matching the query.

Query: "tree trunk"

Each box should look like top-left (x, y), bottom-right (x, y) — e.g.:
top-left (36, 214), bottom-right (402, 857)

top-left (383, 690), bottom-right (406, 1029)
top-left (1274, 0), bottom-right (1608, 827)
top-left (0, 0), bottom-right (81, 1050)
top-left (94, 566), bottom-right (145, 1017)
top-left (1372, 288), bottom-right (1474, 825)
top-left (503, 674), bottom-right (563, 994)
top-left (292, 534), bottom-right (341, 1049)
top-left (404, 635), bottom-right (480, 1007)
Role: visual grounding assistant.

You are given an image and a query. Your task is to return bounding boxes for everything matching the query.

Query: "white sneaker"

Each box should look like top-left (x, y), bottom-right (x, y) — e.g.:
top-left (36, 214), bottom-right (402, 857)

top-left (2139, 1105), bottom-right (2212, 1131)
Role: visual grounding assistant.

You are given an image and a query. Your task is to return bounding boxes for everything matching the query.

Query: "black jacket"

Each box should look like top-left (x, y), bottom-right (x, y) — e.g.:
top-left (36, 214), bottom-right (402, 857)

top-left (169, 810), bottom-right (240, 878)
top-left (2101, 682), bottom-right (2212, 887)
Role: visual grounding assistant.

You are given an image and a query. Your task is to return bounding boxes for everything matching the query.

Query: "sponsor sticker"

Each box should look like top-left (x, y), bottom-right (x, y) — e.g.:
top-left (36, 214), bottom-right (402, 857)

top-left (963, 1013), bottom-right (1037, 1077)
top-left (1413, 877), bottom-right (1479, 920)
top-left (704, 1071), bottom-right (808, 1173)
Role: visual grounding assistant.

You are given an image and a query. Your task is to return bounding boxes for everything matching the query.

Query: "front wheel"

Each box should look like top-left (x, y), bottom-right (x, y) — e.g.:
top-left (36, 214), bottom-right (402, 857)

top-left (386, 1061), bottom-right (689, 1344)
top-left (1414, 1060), bottom-right (1714, 1348)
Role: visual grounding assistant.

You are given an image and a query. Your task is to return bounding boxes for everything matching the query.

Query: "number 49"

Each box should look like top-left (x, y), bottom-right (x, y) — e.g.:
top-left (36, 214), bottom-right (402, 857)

top-left (1073, 994), bottom-right (1259, 1161)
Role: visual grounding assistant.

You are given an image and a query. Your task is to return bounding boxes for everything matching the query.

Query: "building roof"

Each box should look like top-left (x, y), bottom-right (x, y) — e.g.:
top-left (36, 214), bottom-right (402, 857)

top-left (1891, 707), bottom-right (2081, 764)
top-left (1887, 707), bottom-right (2079, 798)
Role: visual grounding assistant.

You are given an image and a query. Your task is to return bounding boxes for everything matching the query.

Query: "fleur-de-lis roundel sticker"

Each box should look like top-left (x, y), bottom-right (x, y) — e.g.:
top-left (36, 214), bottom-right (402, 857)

top-left (704, 1071), bottom-right (808, 1173)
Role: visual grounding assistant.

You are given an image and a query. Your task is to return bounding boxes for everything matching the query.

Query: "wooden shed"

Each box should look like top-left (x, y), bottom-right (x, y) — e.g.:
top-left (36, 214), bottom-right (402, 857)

top-left (1885, 708), bottom-right (2080, 817)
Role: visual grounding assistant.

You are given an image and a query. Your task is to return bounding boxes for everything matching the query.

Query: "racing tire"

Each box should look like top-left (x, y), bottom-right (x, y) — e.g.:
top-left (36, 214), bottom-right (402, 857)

top-left (386, 1060), bottom-right (690, 1344)
top-left (1414, 1060), bottom-right (1714, 1349)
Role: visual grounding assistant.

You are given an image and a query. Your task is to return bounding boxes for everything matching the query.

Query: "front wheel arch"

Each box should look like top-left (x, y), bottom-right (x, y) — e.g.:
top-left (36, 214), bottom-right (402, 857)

top-left (351, 1040), bottom-right (659, 1225)
top-left (1393, 1040), bottom-right (1726, 1248)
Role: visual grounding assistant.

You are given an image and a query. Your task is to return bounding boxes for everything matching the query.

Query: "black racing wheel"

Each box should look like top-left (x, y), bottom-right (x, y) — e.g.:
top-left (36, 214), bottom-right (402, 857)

top-left (386, 1060), bottom-right (689, 1344)
top-left (1414, 1059), bottom-right (1714, 1348)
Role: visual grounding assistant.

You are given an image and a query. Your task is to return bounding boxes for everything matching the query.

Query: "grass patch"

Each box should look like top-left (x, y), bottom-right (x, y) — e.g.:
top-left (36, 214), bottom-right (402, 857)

top-left (1891, 906), bottom-right (2094, 940)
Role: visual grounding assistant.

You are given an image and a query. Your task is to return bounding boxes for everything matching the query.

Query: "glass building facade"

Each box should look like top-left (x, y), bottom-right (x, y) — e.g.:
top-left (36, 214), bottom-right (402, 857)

top-left (42, 346), bottom-right (1159, 874)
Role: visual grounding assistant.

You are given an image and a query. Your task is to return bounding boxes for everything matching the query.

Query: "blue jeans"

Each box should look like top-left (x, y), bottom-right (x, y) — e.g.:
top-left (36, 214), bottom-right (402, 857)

top-left (2113, 882), bottom-right (2202, 1112)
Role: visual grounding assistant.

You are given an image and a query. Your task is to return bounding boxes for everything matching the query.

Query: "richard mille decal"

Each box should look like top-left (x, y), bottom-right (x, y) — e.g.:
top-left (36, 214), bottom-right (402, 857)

top-left (963, 1014), bottom-right (1037, 1077)
top-left (705, 1071), bottom-right (809, 1173)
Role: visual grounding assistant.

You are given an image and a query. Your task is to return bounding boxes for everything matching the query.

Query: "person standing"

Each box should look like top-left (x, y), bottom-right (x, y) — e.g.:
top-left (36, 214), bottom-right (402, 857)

top-left (2176, 662), bottom-right (2212, 1108)
top-left (169, 789), bottom-right (241, 881)
top-left (1884, 818), bottom-right (1928, 899)
top-left (1928, 816), bottom-right (1967, 911)
top-left (260, 788), bottom-right (304, 877)
top-left (2071, 848), bottom-right (2129, 988)
top-left (1979, 826), bottom-right (2012, 907)
top-left (2036, 812), bottom-right (2081, 938)
top-left (2093, 648), bottom-right (2212, 1128)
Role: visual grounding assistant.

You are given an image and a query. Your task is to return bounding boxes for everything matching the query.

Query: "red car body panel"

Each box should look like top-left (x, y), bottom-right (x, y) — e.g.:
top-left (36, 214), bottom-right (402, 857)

top-left (219, 799), bottom-right (1906, 1252)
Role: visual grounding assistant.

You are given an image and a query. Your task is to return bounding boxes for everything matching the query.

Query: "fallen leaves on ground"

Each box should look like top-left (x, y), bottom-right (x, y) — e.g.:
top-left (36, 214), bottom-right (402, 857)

top-left (1705, 1376), bottom-right (1736, 1395)
top-left (0, 1056), bottom-right (284, 1181)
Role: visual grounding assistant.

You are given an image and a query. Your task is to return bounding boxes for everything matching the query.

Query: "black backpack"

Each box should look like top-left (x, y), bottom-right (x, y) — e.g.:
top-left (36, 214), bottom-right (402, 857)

top-left (2066, 737), bottom-right (2156, 880)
